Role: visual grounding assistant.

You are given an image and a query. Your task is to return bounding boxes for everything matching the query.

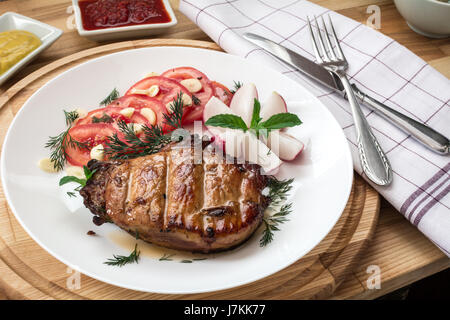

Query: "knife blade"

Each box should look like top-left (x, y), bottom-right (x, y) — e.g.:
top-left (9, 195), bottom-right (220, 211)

top-left (243, 32), bottom-right (449, 155)
top-left (243, 32), bottom-right (344, 92)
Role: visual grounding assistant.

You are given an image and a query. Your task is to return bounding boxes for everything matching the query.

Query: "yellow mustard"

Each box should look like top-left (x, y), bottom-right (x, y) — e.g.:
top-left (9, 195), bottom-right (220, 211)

top-left (0, 30), bottom-right (41, 76)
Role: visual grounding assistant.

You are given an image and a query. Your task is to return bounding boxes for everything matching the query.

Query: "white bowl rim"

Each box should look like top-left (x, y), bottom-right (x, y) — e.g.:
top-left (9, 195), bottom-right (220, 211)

top-left (396, 0), bottom-right (450, 6)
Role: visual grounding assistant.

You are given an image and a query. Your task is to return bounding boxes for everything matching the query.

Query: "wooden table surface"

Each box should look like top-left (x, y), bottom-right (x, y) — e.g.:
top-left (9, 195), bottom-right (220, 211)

top-left (0, 0), bottom-right (448, 300)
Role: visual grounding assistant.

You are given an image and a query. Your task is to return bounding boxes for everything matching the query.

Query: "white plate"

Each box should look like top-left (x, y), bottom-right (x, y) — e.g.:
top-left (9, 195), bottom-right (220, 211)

top-left (0, 12), bottom-right (62, 86)
top-left (72, 0), bottom-right (177, 41)
top-left (1, 47), bottom-right (353, 294)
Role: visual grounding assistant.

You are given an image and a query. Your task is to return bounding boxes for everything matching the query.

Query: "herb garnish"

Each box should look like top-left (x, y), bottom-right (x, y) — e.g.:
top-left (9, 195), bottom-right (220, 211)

top-left (230, 80), bottom-right (243, 94)
top-left (59, 165), bottom-right (97, 197)
top-left (259, 178), bottom-right (294, 247)
top-left (63, 110), bottom-right (80, 126)
top-left (260, 203), bottom-right (293, 247)
top-left (92, 113), bottom-right (113, 123)
top-left (266, 178), bottom-right (294, 206)
top-left (104, 244), bottom-right (141, 267)
top-left (205, 98), bottom-right (301, 138)
top-left (100, 88), bottom-right (119, 106)
top-left (45, 110), bottom-right (88, 171)
top-left (163, 93), bottom-right (184, 129)
top-left (159, 253), bottom-right (207, 263)
top-left (159, 253), bottom-right (175, 261)
top-left (192, 94), bottom-right (201, 106)
top-left (104, 93), bottom-right (185, 160)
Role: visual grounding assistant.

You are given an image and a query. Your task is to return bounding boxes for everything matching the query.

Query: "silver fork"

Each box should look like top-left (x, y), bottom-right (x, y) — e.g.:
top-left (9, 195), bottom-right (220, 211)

top-left (307, 16), bottom-right (392, 186)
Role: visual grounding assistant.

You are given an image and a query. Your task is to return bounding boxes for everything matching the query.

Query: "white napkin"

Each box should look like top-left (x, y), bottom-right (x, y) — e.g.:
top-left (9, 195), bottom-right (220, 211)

top-left (179, 0), bottom-right (450, 255)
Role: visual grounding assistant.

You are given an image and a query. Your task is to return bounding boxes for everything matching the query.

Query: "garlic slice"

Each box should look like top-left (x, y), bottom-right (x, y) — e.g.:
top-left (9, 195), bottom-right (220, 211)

top-left (90, 144), bottom-right (104, 161)
top-left (140, 107), bottom-right (156, 125)
top-left (180, 78), bottom-right (202, 93)
top-left (147, 85), bottom-right (159, 97)
top-left (120, 107), bottom-right (135, 118)
top-left (38, 158), bottom-right (58, 173)
top-left (181, 93), bottom-right (193, 106)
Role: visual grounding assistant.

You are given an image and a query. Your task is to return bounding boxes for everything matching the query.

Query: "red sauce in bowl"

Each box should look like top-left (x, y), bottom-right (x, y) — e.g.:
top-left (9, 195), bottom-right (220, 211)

top-left (78, 0), bottom-right (171, 30)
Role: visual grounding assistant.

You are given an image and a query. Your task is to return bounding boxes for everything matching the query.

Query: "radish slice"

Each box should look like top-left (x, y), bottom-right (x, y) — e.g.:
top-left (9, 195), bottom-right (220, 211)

top-left (203, 96), bottom-right (237, 136)
top-left (218, 130), bottom-right (282, 174)
top-left (260, 91), bottom-right (287, 121)
top-left (203, 96), bottom-right (235, 121)
top-left (203, 96), bottom-right (282, 173)
top-left (262, 131), bottom-right (304, 161)
top-left (229, 83), bottom-right (258, 127)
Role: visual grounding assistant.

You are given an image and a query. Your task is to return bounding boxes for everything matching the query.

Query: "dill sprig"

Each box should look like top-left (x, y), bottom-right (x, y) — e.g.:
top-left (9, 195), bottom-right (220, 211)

top-left (180, 260), bottom-right (193, 263)
top-left (260, 203), bottom-right (293, 247)
top-left (159, 253), bottom-right (175, 261)
top-left (230, 80), bottom-right (243, 94)
top-left (92, 113), bottom-right (113, 123)
top-left (259, 178), bottom-right (294, 247)
top-left (45, 110), bottom-right (88, 171)
top-left (100, 88), bottom-right (119, 106)
top-left (104, 121), bottom-right (172, 160)
top-left (192, 94), bottom-right (201, 106)
top-left (163, 92), bottom-right (184, 129)
top-left (104, 244), bottom-right (140, 267)
top-left (104, 93), bottom-right (185, 160)
top-left (266, 178), bottom-right (294, 206)
top-left (63, 110), bottom-right (80, 126)
top-left (59, 166), bottom-right (97, 197)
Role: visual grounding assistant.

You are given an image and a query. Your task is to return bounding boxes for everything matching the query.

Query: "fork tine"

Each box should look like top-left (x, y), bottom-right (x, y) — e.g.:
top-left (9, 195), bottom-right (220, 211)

top-left (307, 16), bottom-right (323, 63)
top-left (327, 15), bottom-right (346, 61)
top-left (314, 15), bottom-right (331, 62)
top-left (321, 16), bottom-right (337, 60)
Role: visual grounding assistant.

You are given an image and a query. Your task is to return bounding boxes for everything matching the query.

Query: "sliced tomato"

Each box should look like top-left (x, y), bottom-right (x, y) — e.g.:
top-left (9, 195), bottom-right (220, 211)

top-left (80, 95), bottom-right (175, 133)
top-left (211, 81), bottom-right (233, 106)
top-left (125, 76), bottom-right (191, 108)
top-left (77, 106), bottom-right (150, 126)
top-left (65, 123), bottom-right (116, 167)
top-left (107, 94), bottom-right (163, 110)
top-left (161, 67), bottom-right (214, 124)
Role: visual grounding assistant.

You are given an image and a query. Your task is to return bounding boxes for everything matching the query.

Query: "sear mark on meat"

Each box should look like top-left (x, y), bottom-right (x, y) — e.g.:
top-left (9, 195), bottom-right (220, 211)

top-left (80, 141), bottom-right (270, 253)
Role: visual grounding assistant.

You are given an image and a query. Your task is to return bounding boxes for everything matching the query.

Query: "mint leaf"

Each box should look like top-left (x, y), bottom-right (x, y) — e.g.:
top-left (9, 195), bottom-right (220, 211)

top-left (59, 175), bottom-right (86, 187)
top-left (259, 113), bottom-right (302, 130)
top-left (250, 98), bottom-right (262, 129)
top-left (83, 165), bottom-right (96, 180)
top-left (204, 114), bottom-right (248, 131)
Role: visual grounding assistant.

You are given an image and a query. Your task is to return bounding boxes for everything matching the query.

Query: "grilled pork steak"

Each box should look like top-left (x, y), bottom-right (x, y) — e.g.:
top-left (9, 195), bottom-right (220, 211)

top-left (80, 142), bottom-right (270, 253)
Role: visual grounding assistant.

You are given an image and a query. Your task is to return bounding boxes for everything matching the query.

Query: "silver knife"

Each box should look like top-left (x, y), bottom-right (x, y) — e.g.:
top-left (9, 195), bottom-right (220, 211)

top-left (243, 32), bottom-right (450, 155)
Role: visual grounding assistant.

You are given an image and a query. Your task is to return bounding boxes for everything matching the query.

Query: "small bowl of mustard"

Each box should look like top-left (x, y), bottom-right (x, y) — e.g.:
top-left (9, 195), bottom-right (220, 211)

top-left (0, 12), bottom-right (62, 86)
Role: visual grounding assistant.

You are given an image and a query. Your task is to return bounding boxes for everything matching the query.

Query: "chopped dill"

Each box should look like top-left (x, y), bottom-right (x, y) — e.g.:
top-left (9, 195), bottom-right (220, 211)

top-left (92, 113), bottom-right (113, 123)
top-left (159, 253), bottom-right (175, 261)
top-left (230, 80), bottom-right (243, 94)
top-left (259, 178), bottom-right (294, 247)
top-left (192, 94), bottom-right (201, 106)
top-left (100, 88), bottom-right (119, 106)
top-left (104, 244), bottom-right (140, 267)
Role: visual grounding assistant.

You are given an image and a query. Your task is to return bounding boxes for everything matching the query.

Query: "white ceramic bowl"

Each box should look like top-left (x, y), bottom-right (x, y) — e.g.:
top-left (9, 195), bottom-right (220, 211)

top-left (0, 12), bottom-right (62, 86)
top-left (72, 0), bottom-right (177, 41)
top-left (394, 0), bottom-right (450, 38)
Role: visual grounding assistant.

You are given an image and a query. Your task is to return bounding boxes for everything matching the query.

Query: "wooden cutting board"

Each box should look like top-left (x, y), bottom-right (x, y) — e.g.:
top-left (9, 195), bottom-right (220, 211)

top-left (0, 39), bottom-right (379, 300)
